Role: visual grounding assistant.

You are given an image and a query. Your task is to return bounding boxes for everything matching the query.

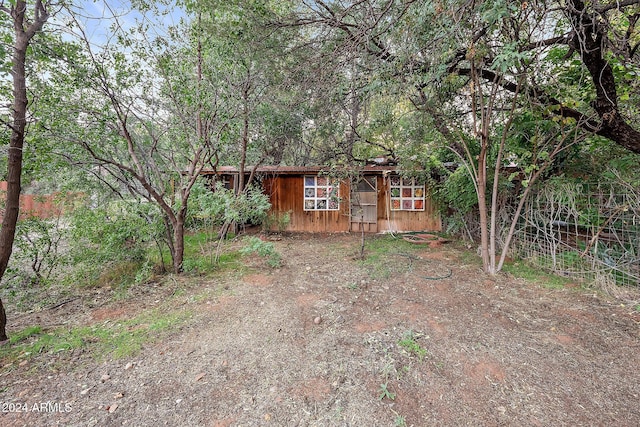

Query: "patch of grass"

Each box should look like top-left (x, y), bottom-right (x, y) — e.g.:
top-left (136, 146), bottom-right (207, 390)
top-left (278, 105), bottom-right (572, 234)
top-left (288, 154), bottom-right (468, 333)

top-left (172, 230), bottom-right (222, 273)
top-left (0, 307), bottom-right (192, 369)
top-left (502, 260), bottom-right (574, 289)
top-left (357, 235), bottom-right (424, 279)
top-left (8, 325), bottom-right (43, 345)
top-left (184, 230), bottom-right (212, 249)
top-left (398, 330), bottom-right (428, 361)
top-left (179, 229), bottom-right (245, 274)
top-left (70, 258), bottom-right (154, 293)
top-left (361, 235), bottom-right (422, 260)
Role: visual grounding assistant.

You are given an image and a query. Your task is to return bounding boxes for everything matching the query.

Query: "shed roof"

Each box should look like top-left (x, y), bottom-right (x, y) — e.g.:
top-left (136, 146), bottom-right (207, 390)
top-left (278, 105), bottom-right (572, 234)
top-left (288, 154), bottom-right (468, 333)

top-left (201, 165), bottom-right (400, 176)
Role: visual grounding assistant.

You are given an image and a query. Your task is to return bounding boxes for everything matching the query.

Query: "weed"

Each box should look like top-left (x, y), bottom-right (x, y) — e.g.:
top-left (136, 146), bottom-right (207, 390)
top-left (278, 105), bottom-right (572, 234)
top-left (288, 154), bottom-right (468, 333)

top-left (502, 261), bottom-right (573, 289)
top-left (96, 261), bottom-right (141, 290)
top-left (635, 304), bottom-right (640, 312)
top-left (346, 282), bottom-right (359, 290)
top-left (394, 414), bottom-right (407, 427)
top-left (381, 357), bottom-right (396, 378)
top-left (240, 236), bottom-right (282, 268)
top-left (263, 210), bottom-right (291, 232)
top-left (378, 382), bottom-right (396, 401)
top-left (398, 330), bottom-right (428, 361)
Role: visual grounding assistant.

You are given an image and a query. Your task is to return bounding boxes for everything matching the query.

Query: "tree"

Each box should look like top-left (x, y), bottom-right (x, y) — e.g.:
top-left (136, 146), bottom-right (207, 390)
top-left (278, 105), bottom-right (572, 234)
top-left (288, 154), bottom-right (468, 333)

top-left (36, 2), bottom-right (226, 273)
top-left (287, 0), bottom-right (640, 273)
top-left (192, 0), bottom-right (312, 177)
top-left (0, 0), bottom-right (50, 341)
top-left (291, 0), bottom-right (640, 153)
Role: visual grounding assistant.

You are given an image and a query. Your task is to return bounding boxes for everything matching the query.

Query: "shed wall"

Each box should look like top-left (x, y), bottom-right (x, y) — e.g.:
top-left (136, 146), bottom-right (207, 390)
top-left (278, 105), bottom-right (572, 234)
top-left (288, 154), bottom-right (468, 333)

top-left (375, 176), bottom-right (442, 232)
top-left (263, 175), bottom-right (351, 232)
top-left (261, 174), bottom-right (441, 233)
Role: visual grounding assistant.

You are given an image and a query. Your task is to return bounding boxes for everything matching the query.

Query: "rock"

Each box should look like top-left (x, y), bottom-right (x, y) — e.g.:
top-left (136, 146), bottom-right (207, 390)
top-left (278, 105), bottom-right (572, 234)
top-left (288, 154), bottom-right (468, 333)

top-left (100, 374), bottom-right (110, 382)
top-left (313, 316), bottom-right (322, 325)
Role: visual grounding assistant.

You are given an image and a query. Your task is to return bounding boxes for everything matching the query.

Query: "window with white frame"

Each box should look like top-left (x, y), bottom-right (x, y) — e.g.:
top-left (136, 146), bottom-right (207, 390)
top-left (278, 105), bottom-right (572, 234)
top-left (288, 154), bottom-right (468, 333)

top-left (389, 175), bottom-right (425, 211)
top-left (304, 175), bottom-right (339, 210)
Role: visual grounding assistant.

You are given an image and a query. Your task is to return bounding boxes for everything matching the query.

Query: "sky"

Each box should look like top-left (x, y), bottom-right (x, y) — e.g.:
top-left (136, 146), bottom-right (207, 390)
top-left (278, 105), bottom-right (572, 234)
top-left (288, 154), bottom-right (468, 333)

top-left (63, 0), bottom-right (188, 48)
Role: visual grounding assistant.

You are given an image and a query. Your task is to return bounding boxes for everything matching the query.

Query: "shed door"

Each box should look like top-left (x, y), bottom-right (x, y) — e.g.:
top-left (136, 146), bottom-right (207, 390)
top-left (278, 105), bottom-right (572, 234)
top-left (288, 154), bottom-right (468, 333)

top-left (350, 176), bottom-right (377, 232)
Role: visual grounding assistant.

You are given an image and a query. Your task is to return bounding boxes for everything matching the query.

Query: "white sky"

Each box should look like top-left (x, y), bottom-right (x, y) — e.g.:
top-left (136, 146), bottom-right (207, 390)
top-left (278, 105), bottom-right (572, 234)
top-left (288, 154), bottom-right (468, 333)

top-left (61, 0), bottom-right (188, 49)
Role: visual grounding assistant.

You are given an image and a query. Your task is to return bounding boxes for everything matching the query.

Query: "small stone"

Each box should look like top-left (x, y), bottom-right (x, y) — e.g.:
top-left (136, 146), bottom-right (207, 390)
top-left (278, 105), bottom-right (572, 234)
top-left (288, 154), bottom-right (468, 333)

top-left (124, 362), bottom-right (133, 370)
top-left (313, 316), bottom-right (322, 325)
top-left (108, 403), bottom-right (118, 413)
top-left (114, 392), bottom-right (124, 399)
top-left (101, 374), bottom-right (110, 382)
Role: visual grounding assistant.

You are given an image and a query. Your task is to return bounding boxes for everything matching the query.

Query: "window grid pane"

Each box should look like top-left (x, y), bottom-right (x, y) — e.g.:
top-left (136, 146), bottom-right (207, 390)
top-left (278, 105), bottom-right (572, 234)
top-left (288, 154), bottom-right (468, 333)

top-left (304, 176), bottom-right (339, 211)
top-left (390, 176), bottom-right (425, 211)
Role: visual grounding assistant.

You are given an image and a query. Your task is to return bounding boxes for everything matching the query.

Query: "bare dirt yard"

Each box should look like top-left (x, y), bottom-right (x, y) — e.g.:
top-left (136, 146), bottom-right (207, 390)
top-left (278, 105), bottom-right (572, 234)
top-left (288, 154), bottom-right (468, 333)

top-left (1, 233), bottom-right (639, 426)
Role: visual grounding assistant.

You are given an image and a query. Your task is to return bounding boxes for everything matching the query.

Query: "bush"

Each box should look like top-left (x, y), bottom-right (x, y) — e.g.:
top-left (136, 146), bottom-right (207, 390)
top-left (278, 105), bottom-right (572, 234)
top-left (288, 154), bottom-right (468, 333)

top-left (65, 200), bottom-right (164, 288)
top-left (9, 215), bottom-right (66, 286)
top-left (187, 181), bottom-right (271, 230)
top-left (239, 236), bottom-right (281, 268)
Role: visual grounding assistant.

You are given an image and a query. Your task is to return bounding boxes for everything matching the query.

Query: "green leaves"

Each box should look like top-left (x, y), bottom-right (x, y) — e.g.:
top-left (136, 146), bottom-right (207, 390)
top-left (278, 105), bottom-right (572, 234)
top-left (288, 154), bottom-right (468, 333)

top-left (480, 0), bottom-right (518, 25)
top-left (188, 181), bottom-right (271, 229)
top-left (490, 41), bottom-right (530, 73)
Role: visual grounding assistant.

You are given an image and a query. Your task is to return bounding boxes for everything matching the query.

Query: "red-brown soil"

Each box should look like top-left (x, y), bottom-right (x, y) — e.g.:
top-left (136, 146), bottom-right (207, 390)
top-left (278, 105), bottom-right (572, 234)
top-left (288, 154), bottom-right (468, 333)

top-left (1, 233), bottom-right (639, 426)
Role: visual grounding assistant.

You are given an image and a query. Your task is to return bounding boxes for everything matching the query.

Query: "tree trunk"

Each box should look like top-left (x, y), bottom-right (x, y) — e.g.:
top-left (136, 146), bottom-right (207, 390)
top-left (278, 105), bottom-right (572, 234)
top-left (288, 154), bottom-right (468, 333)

top-left (238, 77), bottom-right (251, 194)
top-left (476, 161), bottom-right (491, 274)
top-left (0, 1), bottom-right (49, 341)
top-left (172, 218), bottom-right (185, 273)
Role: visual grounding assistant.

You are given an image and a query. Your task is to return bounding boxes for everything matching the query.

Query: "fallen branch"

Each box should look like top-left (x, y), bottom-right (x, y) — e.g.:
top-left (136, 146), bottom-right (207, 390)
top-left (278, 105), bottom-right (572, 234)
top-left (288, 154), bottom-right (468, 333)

top-left (47, 297), bottom-right (80, 310)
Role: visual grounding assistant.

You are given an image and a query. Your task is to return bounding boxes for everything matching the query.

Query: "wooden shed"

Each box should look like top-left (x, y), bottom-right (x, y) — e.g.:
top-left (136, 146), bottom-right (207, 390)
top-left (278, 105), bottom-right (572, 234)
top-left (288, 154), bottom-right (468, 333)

top-left (202, 166), bottom-right (441, 233)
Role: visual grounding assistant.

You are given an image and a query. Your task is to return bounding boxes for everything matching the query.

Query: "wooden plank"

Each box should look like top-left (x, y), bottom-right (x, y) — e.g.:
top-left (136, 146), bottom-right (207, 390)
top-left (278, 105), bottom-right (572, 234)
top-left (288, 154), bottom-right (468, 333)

top-left (264, 176), bottom-right (350, 232)
top-left (263, 174), bottom-right (441, 233)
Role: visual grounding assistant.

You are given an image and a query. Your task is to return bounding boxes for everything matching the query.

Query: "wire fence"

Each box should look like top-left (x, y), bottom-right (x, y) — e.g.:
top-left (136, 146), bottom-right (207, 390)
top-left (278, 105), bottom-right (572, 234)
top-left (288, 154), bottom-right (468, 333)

top-left (512, 181), bottom-right (640, 287)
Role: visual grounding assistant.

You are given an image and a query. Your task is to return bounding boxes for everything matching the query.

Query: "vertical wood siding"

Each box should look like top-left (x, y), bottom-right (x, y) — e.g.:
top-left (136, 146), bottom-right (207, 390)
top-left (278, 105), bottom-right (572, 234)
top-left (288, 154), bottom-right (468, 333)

top-left (263, 175), bottom-right (351, 232)
top-left (376, 176), bottom-right (442, 232)
top-left (262, 175), bottom-right (441, 233)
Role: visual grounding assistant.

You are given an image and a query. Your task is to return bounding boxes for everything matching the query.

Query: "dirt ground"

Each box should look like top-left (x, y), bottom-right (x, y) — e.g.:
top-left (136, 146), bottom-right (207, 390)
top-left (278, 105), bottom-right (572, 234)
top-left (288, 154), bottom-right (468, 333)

top-left (1, 233), bottom-right (639, 427)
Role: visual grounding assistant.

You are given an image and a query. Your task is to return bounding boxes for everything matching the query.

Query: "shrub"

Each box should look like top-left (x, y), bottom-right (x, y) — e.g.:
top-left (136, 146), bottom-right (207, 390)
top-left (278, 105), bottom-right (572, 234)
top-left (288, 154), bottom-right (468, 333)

top-left (239, 236), bottom-right (281, 268)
